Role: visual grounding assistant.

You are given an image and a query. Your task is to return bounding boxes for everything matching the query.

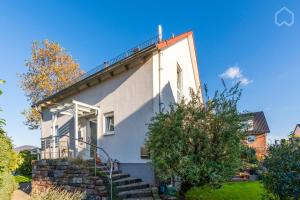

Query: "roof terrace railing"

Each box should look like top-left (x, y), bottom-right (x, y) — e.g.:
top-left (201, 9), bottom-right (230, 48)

top-left (57, 35), bottom-right (159, 94)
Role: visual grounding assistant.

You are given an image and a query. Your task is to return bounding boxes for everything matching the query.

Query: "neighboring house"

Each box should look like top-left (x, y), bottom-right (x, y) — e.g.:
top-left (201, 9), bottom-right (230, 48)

top-left (292, 124), bottom-right (300, 138)
top-left (241, 111), bottom-right (270, 160)
top-left (14, 145), bottom-right (39, 154)
top-left (14, 145), bottom-right (41, 159)
top-left (35, 30), bottom-right (203, 184)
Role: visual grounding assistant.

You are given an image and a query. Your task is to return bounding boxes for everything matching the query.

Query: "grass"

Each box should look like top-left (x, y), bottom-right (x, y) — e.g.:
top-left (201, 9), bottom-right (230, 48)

top-left (186, 181), bottom-right (265, 200)
top-left (14, 175), bottom-right (32, 183)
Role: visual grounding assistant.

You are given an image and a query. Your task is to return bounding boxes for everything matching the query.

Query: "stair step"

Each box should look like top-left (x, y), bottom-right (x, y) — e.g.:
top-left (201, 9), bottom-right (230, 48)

top-left (113, 177), bottom-right (142, 186)
top-left (102, 170), bottom-right (122, 175)
top-left (118, 188), bottom-right (152, 199)
top-left (117, 182), bottom-right (150, 192)
top-left (123, 198), bottom-right (154, 200)
top-left (96, 165), bottom-right (110, 170)
top-left (231, 176), bottom-right (247, 182)
top-left (112, 173), bottom-right (130, 180)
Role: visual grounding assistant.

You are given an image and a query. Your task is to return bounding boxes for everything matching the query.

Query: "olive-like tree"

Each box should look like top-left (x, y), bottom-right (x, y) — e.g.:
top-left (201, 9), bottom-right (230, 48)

top-left (147, 83), bottom-right (244, 193)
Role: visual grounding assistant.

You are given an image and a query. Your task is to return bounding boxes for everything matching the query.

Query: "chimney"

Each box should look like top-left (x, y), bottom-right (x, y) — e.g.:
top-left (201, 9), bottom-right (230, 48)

top-left (158, 25), bottom-right (163, 42)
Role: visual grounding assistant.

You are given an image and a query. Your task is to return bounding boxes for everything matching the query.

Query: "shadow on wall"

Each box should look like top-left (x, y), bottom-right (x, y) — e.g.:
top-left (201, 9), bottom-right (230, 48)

top-left (99, 81), bottom-right (175, 162)
top-left (108, 81), bottom-right (175, 184)
top-left (42, 55), bottom-right (176, 164)
top-left (41, 59), bottom-right (149, 157)
top-left (70, 60), bottom-right (147, 106)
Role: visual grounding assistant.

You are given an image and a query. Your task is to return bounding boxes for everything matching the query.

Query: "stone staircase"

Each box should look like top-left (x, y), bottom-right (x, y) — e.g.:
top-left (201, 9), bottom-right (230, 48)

top-left (93, 163), bottom-right (159, 200)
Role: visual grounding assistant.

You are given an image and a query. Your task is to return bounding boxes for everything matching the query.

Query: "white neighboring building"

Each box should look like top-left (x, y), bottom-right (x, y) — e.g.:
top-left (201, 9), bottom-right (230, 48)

top-left (36, 31), bottom-right (203, 184)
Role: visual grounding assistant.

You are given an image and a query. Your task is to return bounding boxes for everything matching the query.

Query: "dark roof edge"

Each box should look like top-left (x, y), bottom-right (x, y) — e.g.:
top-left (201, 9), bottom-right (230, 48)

top-left (241, 111), bottom-right (270, 134)
top-left (33, 44), bottom-right (157, 107)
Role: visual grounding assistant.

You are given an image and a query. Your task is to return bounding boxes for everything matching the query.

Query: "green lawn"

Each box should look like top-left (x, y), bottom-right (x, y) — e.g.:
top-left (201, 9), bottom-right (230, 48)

top-left (14, 175), bottom-right (32, 183)
top-left (186, 181), bottom-right (265, 200)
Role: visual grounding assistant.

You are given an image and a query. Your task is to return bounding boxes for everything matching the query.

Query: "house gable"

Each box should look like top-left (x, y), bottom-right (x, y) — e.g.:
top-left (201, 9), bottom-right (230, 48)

top-left (241, 111), bottom-right (270, 135)
top-left (157, 31), bottom-right (202, 99)
top-left (292, 124), bottom-right (300, 137)
top-left (151, 31), bottom-right (203, 113)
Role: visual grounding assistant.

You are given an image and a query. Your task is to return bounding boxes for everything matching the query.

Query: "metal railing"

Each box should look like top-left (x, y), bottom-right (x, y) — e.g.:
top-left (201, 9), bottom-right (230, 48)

top-left (55, 35), bottom-right (159, 94)
top-left (40, 135), bottom-right (115, 200)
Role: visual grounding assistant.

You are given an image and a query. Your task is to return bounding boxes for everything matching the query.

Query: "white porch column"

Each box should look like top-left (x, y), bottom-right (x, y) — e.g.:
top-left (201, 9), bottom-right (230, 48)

top-left (96, 108), bottom-right (102, 157)
top-left (52, 113), bottom-right (57, 159)
top-left (96, 108), bottom-right (100, 157)
top-left (74, 103), bottom-right (78, 157)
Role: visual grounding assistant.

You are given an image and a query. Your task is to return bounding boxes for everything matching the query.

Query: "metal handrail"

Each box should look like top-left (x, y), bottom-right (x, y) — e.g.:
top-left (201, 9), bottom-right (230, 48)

top-left (54, 35), bottom-right (159, 95)
top-left (40, 135), bottom-right (115, 200)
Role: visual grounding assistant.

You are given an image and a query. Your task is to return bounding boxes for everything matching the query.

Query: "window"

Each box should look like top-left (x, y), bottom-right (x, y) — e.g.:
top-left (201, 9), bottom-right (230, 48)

top-left (104, 112), bottom-right (114, 135)
top-left (245, 119), bottom-right (254, 131)
top-left (247, 135), bottom-right (256, 143)
top-left (55, 125), bottom-right (59, 146)
top-left (241, 119), bottom-right (254, 131)
top-left (46, 139), bottom-right (51, 148)
top-left (177, 64), bottom-right (183, 102)
top-left (41, 140), bottom-right (45, 150)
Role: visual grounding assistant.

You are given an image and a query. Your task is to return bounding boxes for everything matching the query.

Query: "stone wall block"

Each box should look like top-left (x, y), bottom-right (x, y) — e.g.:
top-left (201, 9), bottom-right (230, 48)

top-left (32, 159), bottom-right (107, 199)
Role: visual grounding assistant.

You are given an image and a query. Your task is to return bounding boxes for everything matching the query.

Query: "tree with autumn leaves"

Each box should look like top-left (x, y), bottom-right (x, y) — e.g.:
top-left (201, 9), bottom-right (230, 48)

top-left (20, 40), bottom-right (84, 129)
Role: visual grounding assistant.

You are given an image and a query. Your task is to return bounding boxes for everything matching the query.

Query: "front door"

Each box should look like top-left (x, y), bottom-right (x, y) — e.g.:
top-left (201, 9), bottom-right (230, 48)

top-left (89, 121), bottom-right (97, 158)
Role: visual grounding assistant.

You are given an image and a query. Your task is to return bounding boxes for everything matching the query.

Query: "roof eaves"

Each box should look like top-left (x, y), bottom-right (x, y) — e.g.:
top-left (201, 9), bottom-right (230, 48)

top-left (34, 44), bottom-right (157, 108)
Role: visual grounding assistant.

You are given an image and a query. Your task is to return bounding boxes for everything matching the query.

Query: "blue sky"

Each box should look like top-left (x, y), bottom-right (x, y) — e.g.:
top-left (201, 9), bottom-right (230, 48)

top-left (0, 0), bottom-right (300, 147)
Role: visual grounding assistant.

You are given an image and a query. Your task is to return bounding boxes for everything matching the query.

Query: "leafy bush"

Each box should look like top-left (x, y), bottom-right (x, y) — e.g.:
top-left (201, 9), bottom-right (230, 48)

top-left (262, 140), bottom-right (300, 199)
top-left (147, 84), bottom-right (244, 192)
top-left (0, 80), bottom-right (19, 200)
top-left (15, 150), bottom-right (37, 176)
top-left (0, 132), bottom-right (20, 173)
top-left (241, 145), bottom-right (258, 165)
top-left (0, 172), bottom-right (18, 200)
top-left (31, 186), bottom-right (85, 200)
top-left (14, 175), bottom-right (32, 183)
top-left (241, 145), bottom-right (259, 171)
top-left (261, 191), bottom-right (280, 200)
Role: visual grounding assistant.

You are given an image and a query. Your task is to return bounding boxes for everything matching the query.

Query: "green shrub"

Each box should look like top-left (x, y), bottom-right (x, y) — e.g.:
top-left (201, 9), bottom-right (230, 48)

top-left (0, 80), bottom-right (19, 199)
top-left (262, 140), bottom-right (300, 199)
top-left (147, 84), bottom-right (244, 192)
top-left (14, 175), bottom-right (32, 183)
top-left (31, 186), bottom-right (85, 200)
top-left (0, 132), bottom-right (20, 173)
top-left (0, 172), bottom-right (18, 200)
top-left (15, 150), bottom-right (37, 176)
top-left (241, 145), bottom-right (258, 165)
top-left (261, 191), bottom-right (280, 200)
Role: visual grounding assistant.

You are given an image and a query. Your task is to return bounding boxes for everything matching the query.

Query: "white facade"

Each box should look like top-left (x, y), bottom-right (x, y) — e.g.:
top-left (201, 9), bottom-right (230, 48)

top-left (40, 32), bottom-right (202, 183)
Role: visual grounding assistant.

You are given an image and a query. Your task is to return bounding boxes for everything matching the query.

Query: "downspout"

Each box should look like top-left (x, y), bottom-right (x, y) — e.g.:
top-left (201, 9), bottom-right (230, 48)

top-left (158, 49), bottom-right (162, 112)
top-left (158, 25), bottom-right (163, 112)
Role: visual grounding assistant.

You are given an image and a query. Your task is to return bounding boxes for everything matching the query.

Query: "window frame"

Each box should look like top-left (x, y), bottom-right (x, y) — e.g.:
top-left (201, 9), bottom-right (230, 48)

top-left (55, 125), bottom-right (59, 147)
top-left (103, 112), bottom-right (115, 136)
top-left (245, 119), bottom-right (254, 131)
top-left (177, 64), bottom-right (183, 102)
top-left (247, 135), bottom-right (256, 143)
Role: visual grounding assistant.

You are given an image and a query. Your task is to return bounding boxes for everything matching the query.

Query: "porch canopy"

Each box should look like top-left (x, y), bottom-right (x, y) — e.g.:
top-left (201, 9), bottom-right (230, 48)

top-left (49, 100), bottom-right (100, 158)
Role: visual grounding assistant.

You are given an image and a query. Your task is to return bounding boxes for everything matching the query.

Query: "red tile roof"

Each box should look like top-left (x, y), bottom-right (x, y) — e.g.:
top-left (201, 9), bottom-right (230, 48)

top-left (157, 31), bottom-right (193, 49)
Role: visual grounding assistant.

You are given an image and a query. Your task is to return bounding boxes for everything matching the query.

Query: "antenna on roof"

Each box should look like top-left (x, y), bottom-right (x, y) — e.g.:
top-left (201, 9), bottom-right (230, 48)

top-left (158, 25), bottom-right (163, 42)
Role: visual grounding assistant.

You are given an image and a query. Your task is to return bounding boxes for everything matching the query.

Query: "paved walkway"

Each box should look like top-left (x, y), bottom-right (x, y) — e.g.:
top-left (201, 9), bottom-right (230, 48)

top-left (11, 189), bottom-right (30, 200)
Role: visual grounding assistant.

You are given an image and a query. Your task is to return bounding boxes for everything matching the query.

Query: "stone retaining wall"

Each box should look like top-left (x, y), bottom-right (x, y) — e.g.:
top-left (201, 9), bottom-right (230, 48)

top-left (32, 159), bottom-right (107, 200)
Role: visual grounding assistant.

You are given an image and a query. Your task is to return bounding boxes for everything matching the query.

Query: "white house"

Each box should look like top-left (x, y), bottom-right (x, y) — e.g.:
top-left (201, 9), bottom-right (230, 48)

top-left (36, 30), bottom-right (203, 184)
